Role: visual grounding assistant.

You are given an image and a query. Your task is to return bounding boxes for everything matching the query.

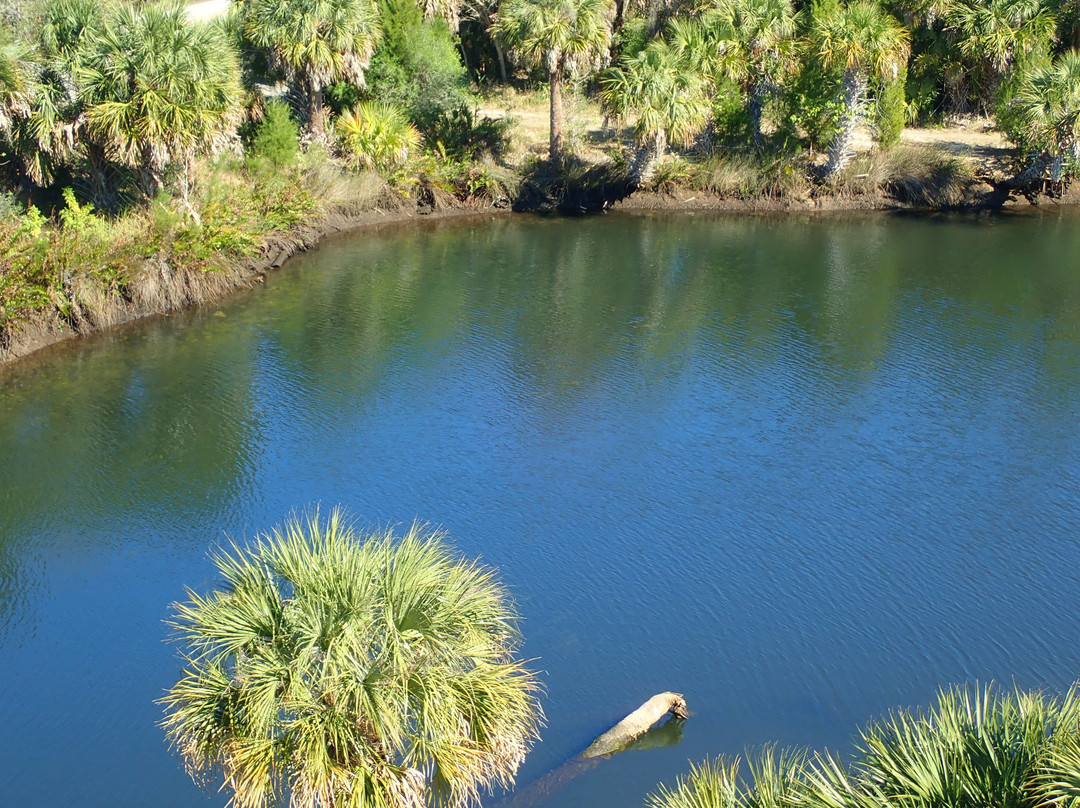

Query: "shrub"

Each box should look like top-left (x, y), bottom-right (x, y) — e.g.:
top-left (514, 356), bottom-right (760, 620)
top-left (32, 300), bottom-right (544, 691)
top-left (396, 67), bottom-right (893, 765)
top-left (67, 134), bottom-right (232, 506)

top-left (336, 101), bottom-right (422, 172)
top-left (875, 66), bottom-right (907, 148)
top-left (249, 101), bottom-right (300, 170)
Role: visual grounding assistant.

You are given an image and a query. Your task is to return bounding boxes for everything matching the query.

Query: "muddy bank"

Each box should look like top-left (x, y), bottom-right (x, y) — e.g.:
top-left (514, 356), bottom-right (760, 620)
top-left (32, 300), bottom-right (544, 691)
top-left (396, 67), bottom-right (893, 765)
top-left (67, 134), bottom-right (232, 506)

top-left (612, 180), bottom-right (1080, 213)
top-left (4, 174), bottom-right (1079, 370)
top-left (0, 201), bottom-right (503, 371)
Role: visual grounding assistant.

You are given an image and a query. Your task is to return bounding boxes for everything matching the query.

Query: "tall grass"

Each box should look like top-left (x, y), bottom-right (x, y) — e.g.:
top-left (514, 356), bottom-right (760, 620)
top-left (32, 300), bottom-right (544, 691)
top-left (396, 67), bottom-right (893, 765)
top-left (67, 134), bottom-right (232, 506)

top-left (649, 684), bottom-right (1080, 808)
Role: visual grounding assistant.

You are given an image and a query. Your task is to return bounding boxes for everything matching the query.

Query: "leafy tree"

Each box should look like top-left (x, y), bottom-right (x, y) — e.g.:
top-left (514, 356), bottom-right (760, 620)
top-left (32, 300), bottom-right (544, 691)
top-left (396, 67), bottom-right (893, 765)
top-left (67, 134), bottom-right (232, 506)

top-left (494, 0), bottom-right (614, 165)
top-left (364, 0), bottom-right (468, 121)
top-left (336, 99), bottom-right (421, 169)
top-left (811, 0), bottom-right (910, 179)
top-left (600, 40), bottom-right (710, 184)
top-left (242, 0), bottom-right (382, 140)
top-left (162, 510), bottom-right (542, 808)
top-left (78, 2), bottom-right (243, 201)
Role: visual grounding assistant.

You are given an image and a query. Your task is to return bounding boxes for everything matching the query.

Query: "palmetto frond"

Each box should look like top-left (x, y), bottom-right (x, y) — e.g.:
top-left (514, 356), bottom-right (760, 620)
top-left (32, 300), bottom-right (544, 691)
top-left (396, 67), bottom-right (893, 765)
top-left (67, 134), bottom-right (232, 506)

top-left (335, 100), bottom-right (421, 170)
top-left (494, 0), bottom-right (614, 77)
top-left (243, 0), bottom-right (381, 90)
top-left (600, 40), bottom-right (710, 146)
top-left (1014, 49), bottom-right (1080, 160)
top-left (947, 0), bottom-right (1054, 75)
top-left (77, 1), bottom-right (241, 187)
top-left (162, 509), bottom-right (542, 808)
top-left (812, 0), bottom-right (910, 81)
top-left (700, 0), bottom-right (796, 85)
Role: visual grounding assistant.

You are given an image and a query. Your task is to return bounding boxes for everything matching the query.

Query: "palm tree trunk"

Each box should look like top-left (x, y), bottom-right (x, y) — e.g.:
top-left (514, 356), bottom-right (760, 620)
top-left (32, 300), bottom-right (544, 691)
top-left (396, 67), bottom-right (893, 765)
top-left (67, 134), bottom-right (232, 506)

top-left (748, 78), bottom-right (767, 147)
top-left (631, 130), bottom-right (666, 187)
top-left (493, 29), bottom-right (509, 84)
top-left (549, 62), bottom-right (565, 166)
top-left (824, 68), bottom-right (867, 181)
top-left (1006, 150), bottom-right (1051, 188)
top-left (84, 141), bottom-right (117, 213)
top-left (306, 76), bottom-right (329, 143)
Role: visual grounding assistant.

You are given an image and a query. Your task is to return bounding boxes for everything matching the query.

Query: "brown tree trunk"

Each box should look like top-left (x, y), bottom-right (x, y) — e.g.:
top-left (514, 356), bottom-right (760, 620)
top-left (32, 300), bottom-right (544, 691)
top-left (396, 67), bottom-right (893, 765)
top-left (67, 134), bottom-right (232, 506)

top-left (549, 61), bottom-right (565, 166)
top-left (306, 75), bottom-right (329, 143)
top-left (84, 140), bottom-right (117, 213)
top-left (630, 130), bottom-right (667, 188)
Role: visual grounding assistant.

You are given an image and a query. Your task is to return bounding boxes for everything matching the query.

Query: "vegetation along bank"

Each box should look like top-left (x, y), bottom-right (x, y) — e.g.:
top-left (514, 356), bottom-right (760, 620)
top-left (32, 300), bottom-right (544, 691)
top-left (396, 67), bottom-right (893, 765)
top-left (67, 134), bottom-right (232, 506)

top-left (3, 0), bottom-right (1080, 366)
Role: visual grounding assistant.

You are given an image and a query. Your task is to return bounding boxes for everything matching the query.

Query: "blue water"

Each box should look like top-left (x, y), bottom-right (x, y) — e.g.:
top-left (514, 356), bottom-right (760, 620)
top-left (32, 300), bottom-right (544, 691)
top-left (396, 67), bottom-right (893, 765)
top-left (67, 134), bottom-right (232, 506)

top-left (2, 210), bottom-right (1080, 807)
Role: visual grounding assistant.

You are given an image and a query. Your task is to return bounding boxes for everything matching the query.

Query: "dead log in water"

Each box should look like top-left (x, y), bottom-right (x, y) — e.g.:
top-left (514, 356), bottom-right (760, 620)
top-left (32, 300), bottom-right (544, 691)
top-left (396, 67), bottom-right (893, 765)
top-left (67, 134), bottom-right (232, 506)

top-left (582, 692), bottom-right (689, 759)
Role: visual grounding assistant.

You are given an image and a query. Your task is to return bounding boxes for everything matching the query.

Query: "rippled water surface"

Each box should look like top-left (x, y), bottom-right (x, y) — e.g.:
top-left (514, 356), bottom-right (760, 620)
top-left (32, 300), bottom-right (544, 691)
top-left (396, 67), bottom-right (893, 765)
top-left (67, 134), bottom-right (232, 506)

top-left (3, 210), bottom-right (1080, 808)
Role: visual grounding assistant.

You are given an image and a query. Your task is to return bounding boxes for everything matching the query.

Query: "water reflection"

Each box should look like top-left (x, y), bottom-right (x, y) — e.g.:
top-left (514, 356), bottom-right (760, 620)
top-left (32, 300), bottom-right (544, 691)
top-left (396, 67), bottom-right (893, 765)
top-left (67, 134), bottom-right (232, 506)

top-left (0, 211), bottom-right (1079, 808)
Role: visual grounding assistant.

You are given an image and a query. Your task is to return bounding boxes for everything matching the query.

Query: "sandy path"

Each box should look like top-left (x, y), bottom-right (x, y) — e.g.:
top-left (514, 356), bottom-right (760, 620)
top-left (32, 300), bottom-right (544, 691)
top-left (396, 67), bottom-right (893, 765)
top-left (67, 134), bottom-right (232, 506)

top-left (185, 0), bottom-right (230, 21)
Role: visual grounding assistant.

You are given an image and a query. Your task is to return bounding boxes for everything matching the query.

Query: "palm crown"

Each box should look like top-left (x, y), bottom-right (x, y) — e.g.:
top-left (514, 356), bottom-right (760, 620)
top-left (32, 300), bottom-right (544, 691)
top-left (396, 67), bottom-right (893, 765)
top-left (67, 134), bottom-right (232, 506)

top-left (161, 511), bottom-right (542, 808)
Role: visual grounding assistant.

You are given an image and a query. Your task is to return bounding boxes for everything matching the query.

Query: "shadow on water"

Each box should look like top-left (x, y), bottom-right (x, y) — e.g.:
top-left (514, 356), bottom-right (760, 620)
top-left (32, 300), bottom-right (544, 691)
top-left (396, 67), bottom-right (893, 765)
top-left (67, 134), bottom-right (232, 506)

top-left (497, 718), bottom-right (686, 808)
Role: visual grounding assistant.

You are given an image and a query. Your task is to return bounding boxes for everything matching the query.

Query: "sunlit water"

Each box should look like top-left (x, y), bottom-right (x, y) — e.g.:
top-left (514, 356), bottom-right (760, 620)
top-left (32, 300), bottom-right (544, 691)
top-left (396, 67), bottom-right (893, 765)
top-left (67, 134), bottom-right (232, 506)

top-left (2, 210), bottom-right (1080, 808)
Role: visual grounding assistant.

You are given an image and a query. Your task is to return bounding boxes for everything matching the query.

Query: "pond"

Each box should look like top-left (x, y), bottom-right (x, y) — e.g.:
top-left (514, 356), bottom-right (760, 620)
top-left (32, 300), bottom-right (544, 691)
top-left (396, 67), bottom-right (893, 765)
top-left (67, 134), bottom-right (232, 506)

top-left (2, 210), bottom-right (1080, 808)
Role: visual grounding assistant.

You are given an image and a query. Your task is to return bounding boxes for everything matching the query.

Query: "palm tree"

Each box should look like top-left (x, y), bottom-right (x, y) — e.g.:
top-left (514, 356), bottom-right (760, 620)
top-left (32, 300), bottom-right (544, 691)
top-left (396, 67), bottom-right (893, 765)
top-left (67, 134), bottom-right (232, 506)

top-left (494, 0), bottom-right (614, 165)
top-left (703, 0), bottom-right (796, 145)
top-left (600, 40), bottom-right (710, 185)
top-left (1011, 49), bottom-right (1080, 182)
top-left (336, 100), bottom-right (422, 170)
top-left (946, 0), bottom-right (1055, 112)
top-left (7, 0), bottom-right (100, 197)
top-left (242, 0), bottom-right (382, 141)
top-left (78, 2), bottom-right (242, 201)
top-left (811, 0), bottom-right (910, 180)
top-left (161, 510), bottom-right (542, 808)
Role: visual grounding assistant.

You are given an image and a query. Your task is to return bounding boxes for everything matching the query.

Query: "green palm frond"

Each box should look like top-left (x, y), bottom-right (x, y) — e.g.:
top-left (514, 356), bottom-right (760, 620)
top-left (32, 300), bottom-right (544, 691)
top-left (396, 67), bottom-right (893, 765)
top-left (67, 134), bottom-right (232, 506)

top-left (494, 0), bottom-right (614, 77)
top-left (1014, 49), bottom-right (1080, 159)
top-left (600, 40), bottom-right (711, 146)
top-left (162, 508), bottom-right (542, 808)
top-left (335, 100), bottom-right (421, 170)
top-left (812, 0), bottom-right (910, 80)
top-left (243, 0), bottom-right (382, 88)
top-left (77, 1), bottom-right (241, 190)
top-left (647, 755), bottom-right (742, 808)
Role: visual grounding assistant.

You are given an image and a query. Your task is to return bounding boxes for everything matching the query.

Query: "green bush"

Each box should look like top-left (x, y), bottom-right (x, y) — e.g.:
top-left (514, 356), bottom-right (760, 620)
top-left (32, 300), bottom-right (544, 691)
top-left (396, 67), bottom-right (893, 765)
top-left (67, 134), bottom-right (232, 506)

top-left (366, 0), bottom-right (468, 119)
top-left (875, 66), bottom-right (907, 148)
top-left (414, 103), bottom-right (512, 160)
top-left (249, 101), bottom-right (299, 170)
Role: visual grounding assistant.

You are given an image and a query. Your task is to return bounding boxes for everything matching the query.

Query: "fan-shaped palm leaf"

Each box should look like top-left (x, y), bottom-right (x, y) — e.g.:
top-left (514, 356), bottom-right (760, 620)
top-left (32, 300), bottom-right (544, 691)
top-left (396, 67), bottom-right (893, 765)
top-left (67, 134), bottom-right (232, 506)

top-left (162, 509), bottom-right (542, 808)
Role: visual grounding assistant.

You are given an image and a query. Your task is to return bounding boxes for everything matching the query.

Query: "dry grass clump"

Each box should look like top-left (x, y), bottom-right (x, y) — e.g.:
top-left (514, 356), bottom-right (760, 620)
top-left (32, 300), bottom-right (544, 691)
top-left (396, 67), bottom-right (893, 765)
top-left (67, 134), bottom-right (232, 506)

top-left (832, 145), bottom-right (977, 207)
top-left (690, 152), bottom-right (811, 199)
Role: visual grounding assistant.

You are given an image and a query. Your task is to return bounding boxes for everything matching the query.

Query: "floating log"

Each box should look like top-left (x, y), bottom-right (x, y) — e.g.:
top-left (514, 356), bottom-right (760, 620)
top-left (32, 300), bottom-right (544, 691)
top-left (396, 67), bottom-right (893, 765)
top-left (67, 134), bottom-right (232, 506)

top-left (582, 692), bottom-right (688, 759)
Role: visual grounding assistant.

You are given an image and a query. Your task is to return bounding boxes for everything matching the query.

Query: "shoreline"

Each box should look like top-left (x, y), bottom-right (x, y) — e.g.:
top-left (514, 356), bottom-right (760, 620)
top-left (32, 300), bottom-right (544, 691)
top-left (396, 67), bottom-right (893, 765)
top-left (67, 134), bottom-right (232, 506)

top-left (2, 181), bottom-right (1077, 371)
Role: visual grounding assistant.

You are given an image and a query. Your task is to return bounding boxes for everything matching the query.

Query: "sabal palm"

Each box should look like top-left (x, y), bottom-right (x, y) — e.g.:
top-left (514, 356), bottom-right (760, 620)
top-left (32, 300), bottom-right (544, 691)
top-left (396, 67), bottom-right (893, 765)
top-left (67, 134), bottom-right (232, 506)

top-left (600, 40), bottom-right (710, 184)
top-left (702, 0), bottom-right (796, 144)
top-left (812, 0), bottom-right (910, 179)
top-left (243, 0), bottom-right (381, 140)
top-left (1013, 50), bottom-right (1080, 178)
top-left (161, 510), bottom-right (542, 808)
top-left (78, 2), bottom-right (242, 200)
top-left (494, 0), bottom-right (614, 165)
top-left (7, 0), bottom-right (100, 192)
top-left (947, 0), bottom-right (1054, 104)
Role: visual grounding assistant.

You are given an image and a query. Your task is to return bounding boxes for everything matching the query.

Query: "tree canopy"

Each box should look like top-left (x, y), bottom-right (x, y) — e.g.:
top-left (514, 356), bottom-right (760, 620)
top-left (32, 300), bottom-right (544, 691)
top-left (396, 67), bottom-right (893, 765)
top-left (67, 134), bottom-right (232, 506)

top-left (161, 510), bottom-right (542, 808)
